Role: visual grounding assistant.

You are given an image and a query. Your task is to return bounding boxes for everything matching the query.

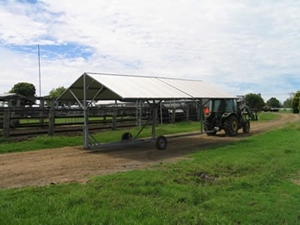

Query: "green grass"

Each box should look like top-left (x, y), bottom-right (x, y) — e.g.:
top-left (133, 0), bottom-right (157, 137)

top-left (0, 121), bottom-right (202, 154)
top-left (0, 122), bottom-right (300, 224)
top-left (256, 111), bottom-right (280, 121)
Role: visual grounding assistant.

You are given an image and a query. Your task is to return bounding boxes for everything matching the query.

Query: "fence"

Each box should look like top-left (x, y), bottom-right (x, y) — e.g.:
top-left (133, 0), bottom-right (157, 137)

top-left (0, 101), bottom-right (202, 138)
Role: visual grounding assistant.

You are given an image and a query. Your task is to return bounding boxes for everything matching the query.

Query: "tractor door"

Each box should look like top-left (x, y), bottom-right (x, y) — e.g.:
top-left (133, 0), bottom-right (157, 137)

top-left (212, 99), bottom-right (226, 116)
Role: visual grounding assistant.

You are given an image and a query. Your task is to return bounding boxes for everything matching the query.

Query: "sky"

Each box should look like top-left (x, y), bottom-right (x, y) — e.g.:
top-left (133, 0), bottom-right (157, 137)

top-left (0, 0), bottom-right (299, 103)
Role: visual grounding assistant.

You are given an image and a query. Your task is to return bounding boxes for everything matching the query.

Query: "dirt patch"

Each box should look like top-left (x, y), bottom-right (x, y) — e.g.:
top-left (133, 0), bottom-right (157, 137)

top-left (0, 113), bottom-right (299, 189)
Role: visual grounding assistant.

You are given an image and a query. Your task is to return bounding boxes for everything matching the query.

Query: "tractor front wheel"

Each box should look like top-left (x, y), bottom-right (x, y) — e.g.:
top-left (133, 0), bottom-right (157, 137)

top-left (224, 116), bottom-right (238, 136)
top-left (243, 120), bottom-right (250, 133)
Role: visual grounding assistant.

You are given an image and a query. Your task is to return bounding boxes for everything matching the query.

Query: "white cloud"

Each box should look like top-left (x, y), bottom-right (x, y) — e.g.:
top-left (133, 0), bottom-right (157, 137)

top-left (0, 0), bottom-right (300, 102)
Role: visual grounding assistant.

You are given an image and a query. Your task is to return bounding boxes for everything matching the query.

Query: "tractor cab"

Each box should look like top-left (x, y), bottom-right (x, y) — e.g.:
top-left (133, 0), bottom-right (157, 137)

top-left (204, 98), bottom-right (250, 136)
top-left (207, 99), bottom-right (237, 116)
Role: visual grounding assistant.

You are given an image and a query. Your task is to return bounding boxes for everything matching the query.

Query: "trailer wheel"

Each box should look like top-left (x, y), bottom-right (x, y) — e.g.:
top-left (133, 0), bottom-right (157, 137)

top-left (156, 136), bottom-right (168, 150)
top-left (224, 116), bottom-right (238, 136)
top-left (243, 120), bottom-right (250, 133)
top-left (121, 132), bottom-right (132, 141)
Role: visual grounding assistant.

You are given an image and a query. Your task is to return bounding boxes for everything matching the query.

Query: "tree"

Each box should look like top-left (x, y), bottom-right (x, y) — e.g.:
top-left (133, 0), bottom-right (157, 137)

top-left (9, 82), bottom-right (36, 97)
top-left (283, 94), bottom-right (293, 108)
top-left (266, 97), bottom-right (281, 108)
top-left (49, 86), bottom-right (66, 99)
top-left (48, 86), bottom-right (67, 106)
top-left (291, 91), bottom-right (300, 114)
top-left (244, 93), bottom-right (265, 111)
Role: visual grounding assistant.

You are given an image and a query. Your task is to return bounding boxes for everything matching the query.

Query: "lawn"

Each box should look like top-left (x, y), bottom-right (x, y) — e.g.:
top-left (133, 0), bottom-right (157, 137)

top-left (0, 118), bottom-right (299, 224)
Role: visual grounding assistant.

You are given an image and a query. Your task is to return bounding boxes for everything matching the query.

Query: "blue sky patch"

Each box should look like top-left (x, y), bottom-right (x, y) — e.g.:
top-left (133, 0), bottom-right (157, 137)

top-left (16, 0), bottom-right (38, 4)
top-left (7, 43), bottom-right (94, 60)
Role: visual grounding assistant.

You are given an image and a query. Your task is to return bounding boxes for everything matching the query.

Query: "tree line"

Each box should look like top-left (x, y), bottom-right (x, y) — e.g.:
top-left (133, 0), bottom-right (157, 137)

top-left (5, 82), bottom-right (300, 113)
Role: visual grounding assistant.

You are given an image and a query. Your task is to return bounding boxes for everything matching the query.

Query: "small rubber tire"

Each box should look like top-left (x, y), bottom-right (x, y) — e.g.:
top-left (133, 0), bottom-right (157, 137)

top-left (121, 132), bottom-right (132, 141)
top-left (156, 136), bottom-right (168, 150)
top-left (243, 121), bottom-right (250, 133)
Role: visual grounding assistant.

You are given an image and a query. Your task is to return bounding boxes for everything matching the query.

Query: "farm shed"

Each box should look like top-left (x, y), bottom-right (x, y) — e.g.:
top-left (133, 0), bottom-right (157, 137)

top-left (0, 93), bottom-right (35, 107)
top-left (58, 72), bottom-right (236, 149)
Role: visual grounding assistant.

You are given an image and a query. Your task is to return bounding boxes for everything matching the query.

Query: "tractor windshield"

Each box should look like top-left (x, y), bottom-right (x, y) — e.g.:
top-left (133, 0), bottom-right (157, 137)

top-left (211, 99), bottom-right (237, 113)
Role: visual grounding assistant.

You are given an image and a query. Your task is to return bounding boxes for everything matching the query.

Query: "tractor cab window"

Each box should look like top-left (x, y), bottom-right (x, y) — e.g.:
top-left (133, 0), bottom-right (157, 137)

top-left (225, 99), bottom-right (233, 112)
top-left (211, 99), bottom-right (237, 113)
top-left (212, 99), bottom-right (225, 112)
top-left (225, 99), bottom-right (237, 112)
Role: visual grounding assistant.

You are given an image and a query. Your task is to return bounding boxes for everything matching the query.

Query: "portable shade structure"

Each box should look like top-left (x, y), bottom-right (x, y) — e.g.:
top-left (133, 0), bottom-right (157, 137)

top-left (58, 72), bottom-right (236, 149)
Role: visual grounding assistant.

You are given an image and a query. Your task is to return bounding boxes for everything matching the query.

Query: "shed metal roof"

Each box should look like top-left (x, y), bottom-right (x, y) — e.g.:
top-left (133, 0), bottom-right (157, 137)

top-left (0, 93), bottom-right (35, 102)
top-left (58, 72), bottom-right (236, 101)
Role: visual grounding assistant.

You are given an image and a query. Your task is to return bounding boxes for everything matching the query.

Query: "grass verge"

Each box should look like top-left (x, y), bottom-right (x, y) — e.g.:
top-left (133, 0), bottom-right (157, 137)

top-left (0, 112), bottom-right (282, 154)
top-left (0, 121), bottom-right (300, 224)
top-left (0, 121), bottom-right (202, 154)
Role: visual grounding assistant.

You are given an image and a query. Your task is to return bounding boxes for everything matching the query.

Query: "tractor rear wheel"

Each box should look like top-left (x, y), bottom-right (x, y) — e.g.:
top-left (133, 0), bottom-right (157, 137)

top-left (224, 116), bottom-right (238, 136)
top-left (242, 120), bottom-right (250, 133)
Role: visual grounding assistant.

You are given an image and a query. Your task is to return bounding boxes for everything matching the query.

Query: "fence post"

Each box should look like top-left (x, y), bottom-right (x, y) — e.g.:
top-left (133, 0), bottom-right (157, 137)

top-left (186, 104), bottom-right (190, 121)
top-left (48, 99), bottom-right (55, 136)
top-left (136, 101), bottom-right (138, 127)
top-left (172, 100), bottom-right (176, 123)
top-left (103, 108), bottom-right (106, 122)
top-left (112, 107), bottom-right (117, 130)
top-left (39, 98), bottom-right (45, 126)
top-left (136, 101), bottom-right (142, 127)
top-left (196, 101), bottom-right (200, 121)
top-left (3, 109), bottom-right (10, 138)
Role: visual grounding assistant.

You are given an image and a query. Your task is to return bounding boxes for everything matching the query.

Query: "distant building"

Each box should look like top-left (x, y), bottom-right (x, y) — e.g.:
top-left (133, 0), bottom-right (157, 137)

top-left (0, 93), bottom-right (35, 107)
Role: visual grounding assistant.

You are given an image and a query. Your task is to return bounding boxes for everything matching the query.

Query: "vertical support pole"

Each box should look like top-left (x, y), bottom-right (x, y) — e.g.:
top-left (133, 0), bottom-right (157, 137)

top-left (83, 74), bottom-right (89, 149)
top-left (112, 100), bottom-right (117, 130)
top-left (172, 99), bottom-right (175, 123)
top-left (136, 101), bottom-right (143, 127)
top-left (3, 109), bottom-right (10, 138)
top-left (139, 101), bottom-right (142, 128)
top-left (160, 101), bottom-right (163, 124)
top-left (103, 108), bottom-right (106, 122)
top-left (196, 100), bottom-right (200, 121)
top-left (8, 99), bottom-right (13, 107)
top-left (186, 103), bottom-right (190, 121)
top-left (136, 100), bottom-right (142, 127)
top-left (48, 99), bottom-right (55, 136)
top-left (135, 101), bottom-right (139, 127)
top-left (199, 99), bottom-right (203, 133)
top-left (39, 97), bottom-right (45, 126)
top-left (16, 99), bottom-right (21, 107)
top-left (151, 101), bottom-right (157, 139)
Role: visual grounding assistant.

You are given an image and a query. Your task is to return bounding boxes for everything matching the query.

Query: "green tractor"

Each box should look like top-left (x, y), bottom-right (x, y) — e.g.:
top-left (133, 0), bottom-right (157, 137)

top-left (203, 98), bottom-right (257, 136)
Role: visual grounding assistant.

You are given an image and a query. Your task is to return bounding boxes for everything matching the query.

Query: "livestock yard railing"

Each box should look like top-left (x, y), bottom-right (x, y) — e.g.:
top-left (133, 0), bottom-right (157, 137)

top-left (0, 103), bottom-right (201, 138)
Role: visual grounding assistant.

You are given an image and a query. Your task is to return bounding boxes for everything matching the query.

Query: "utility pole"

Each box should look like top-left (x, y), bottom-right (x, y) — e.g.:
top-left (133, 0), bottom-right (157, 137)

top-left (38, 44), bottom-right (42, 97)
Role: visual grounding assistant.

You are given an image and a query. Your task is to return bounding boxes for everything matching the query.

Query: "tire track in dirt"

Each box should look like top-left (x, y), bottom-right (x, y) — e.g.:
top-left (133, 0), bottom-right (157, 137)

top-left (0, 113), bottom-right (299, 189)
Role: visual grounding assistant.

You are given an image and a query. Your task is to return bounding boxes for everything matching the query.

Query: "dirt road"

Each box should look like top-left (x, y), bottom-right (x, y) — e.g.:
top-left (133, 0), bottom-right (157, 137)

top-left (1, 113), bottom-right (299, 189)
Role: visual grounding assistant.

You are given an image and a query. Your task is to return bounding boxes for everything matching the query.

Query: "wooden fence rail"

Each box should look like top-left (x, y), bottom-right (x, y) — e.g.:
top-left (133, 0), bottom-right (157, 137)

top-left (0, 102), bottom-right (201, 138)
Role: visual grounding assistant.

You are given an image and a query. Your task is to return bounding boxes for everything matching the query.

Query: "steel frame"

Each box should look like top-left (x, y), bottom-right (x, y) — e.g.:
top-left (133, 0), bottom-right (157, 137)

top-left (63, 73), bottom-right (209, 150)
